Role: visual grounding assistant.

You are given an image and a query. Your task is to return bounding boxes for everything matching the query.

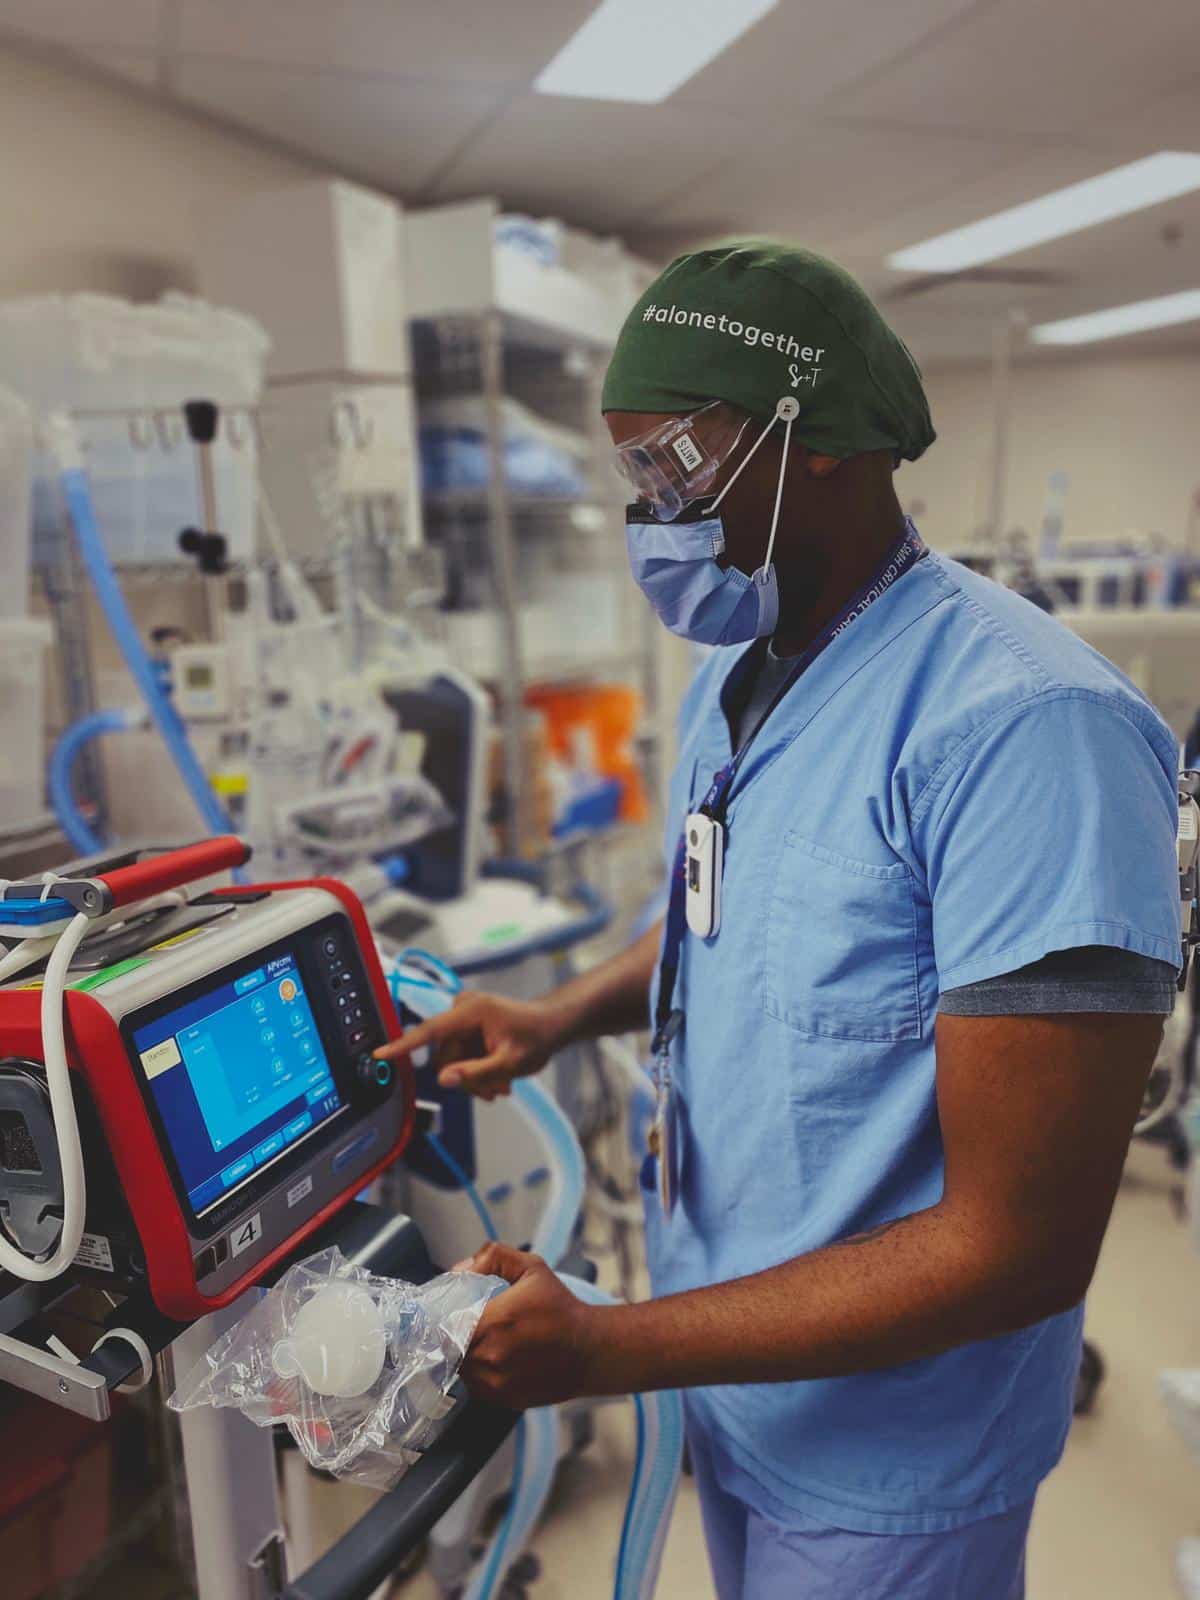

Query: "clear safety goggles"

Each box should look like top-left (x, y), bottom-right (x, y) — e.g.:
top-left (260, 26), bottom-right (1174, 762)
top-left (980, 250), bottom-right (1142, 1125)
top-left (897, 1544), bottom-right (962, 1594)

top-left (614, 398), bottom-right (801, 524)
top-left (614, 402), bottom-right (754, 523)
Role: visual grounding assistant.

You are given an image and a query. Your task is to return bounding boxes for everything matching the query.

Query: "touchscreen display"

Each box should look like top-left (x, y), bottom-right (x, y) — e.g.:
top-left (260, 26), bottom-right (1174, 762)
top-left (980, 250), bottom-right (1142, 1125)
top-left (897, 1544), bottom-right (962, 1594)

top-left (131, 951), bottom-right (344, 1218)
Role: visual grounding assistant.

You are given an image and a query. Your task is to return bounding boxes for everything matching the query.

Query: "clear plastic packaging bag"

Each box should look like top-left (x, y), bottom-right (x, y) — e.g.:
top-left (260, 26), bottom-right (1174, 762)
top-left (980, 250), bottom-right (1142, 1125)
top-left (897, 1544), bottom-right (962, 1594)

top-left (169, 1248), bottom-right (504, 1489)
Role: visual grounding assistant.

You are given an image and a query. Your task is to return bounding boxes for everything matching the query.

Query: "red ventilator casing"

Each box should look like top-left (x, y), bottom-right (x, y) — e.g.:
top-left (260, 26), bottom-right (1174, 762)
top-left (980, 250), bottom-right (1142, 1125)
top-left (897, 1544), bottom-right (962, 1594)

top-left (0, 877), bottom-right (415, 1320)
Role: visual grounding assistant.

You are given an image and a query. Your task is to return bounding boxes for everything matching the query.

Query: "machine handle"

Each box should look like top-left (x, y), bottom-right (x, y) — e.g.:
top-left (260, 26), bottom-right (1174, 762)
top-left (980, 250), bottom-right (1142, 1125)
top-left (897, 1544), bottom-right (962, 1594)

top-left (282, 1398), bottom-right (517, 1600)
top-left (98, 836), bottom-right (251, 908)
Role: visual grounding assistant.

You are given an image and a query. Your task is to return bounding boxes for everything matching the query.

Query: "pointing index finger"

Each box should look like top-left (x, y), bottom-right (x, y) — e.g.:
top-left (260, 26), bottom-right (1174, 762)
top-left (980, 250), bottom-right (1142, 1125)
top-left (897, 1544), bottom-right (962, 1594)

top-left (373, 1009), bottom-right (459, 1064)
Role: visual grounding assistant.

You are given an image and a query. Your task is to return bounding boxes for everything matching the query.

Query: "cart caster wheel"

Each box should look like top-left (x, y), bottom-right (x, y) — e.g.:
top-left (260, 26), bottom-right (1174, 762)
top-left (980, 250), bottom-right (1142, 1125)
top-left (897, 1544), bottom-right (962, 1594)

top-left (1074, 1340), bottom-right (1105, 1415)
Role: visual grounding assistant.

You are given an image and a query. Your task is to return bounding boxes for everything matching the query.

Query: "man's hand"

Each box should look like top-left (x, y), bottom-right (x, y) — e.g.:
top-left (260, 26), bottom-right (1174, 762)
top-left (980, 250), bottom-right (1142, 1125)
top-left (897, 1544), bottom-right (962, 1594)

top-left (374, 992), bottom-right (565, 1100)
top-left (460, 1011), bottom-right (1165, 1401)
top-left (374, 918), bottom-right (665, 1100)
top-left (459, 1243), bottom-right (600, 1409)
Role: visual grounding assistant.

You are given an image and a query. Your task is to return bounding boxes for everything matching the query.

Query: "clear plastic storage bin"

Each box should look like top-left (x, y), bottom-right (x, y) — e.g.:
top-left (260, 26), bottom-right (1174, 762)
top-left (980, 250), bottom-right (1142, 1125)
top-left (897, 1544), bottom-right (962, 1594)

top-left (0, 616), bottom-right (53, 829)
top-left (0, 293), bottom-right (269, 564)
top-left (0, 386), bottom-right (32, 617)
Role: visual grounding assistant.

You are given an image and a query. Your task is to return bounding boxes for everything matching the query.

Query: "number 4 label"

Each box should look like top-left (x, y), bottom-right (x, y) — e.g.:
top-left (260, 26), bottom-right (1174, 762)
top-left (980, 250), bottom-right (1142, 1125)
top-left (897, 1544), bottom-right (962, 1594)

top-left (230, 1213), bottom-right (263, 1258)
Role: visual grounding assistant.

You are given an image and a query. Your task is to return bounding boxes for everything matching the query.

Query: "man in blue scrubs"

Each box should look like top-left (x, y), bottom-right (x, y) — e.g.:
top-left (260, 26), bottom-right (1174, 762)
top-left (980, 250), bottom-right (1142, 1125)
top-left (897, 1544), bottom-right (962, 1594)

top-left (378, 244), bottom-right (1182, 1597)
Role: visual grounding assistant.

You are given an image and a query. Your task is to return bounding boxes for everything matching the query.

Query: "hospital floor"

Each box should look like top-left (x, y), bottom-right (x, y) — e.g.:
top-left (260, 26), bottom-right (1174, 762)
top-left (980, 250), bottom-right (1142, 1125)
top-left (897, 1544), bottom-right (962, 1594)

top-left (332, 1137), bottom-right (1200, 1600)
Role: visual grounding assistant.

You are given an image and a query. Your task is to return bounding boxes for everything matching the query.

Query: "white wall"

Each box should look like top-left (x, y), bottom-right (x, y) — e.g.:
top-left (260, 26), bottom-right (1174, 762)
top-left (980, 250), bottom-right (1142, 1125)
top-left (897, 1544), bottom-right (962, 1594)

top-left (899, 350), bottom-right (1200, 554)
top-left (0, 46), bottom-right (314, 300)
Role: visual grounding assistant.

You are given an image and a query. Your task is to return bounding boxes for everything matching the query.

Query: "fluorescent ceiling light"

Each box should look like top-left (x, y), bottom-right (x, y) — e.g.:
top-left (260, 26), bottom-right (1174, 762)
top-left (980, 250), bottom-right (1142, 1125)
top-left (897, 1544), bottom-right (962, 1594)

top-left (888, 152), bottom-right (1200, 273)
top-left (1031, 288), bottom-right (1200, 346)
top-left (535, 0), bottom-right (777, 103)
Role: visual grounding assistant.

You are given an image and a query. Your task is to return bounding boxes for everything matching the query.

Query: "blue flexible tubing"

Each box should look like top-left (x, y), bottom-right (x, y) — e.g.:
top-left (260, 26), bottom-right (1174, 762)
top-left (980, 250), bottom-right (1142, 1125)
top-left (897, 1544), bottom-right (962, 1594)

top-left (48, 708), bottom-right (135, 855)
top-left (55, 454), bottom-right (233, 839)
top-left (563, 1275), bottom-right (684, 1600)
top-left (418, 1131), bottom-right (540, 1600)
top-left (462, 1407), bottom-right (560, 1600)
top-left (511, 1077), bottom-right (585, 1268)
top-left (624, 1387), bottom-right (648, 1592)
top-left (423, 1131), bottom-right (498, 1244)
top-left (418, 1064), bottom-right (682, 1600)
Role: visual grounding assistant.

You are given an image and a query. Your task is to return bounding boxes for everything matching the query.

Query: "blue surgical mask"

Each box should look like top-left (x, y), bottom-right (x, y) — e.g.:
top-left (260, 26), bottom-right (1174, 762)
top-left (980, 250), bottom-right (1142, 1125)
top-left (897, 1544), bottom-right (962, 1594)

top-left (625, 505), bottom-right (779, 647)
top-left (623, 395), bottom-right (798, 648)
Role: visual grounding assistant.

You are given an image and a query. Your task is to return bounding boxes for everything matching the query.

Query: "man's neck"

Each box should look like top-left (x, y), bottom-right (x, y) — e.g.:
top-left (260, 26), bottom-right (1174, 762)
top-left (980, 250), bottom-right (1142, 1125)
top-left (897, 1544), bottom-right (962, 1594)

top-left (771, 502), bottom-right (907, 659)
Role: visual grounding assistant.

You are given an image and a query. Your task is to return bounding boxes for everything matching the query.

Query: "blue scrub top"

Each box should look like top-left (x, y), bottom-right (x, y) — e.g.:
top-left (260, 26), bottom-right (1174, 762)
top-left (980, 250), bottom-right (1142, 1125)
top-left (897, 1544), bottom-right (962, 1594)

top-left (648, 542), bottom-right (1181, 1535)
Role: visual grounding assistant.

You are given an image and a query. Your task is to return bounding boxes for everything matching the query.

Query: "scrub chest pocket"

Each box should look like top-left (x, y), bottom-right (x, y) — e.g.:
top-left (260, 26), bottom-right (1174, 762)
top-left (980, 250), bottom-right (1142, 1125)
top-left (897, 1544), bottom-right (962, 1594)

top-left (763, 829), bottom-right (924, 1042)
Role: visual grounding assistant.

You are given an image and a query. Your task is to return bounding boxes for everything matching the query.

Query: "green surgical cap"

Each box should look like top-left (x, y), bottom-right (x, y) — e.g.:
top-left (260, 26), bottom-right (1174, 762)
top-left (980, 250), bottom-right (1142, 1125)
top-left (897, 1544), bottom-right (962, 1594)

top-left (602, 241), bottom-right (935, 463)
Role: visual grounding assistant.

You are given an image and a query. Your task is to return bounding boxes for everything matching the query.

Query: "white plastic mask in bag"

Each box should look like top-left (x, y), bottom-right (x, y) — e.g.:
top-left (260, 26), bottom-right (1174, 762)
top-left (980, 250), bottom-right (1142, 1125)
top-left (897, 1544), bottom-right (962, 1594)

top-left (168, 1247), bottom-right (505, 1490)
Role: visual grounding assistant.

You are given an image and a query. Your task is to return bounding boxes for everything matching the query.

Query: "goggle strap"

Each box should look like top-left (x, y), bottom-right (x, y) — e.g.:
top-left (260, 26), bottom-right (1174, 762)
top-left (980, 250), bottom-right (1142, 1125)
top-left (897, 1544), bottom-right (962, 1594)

top-left (763, 412), bottom-right (794, 572)
top-left (710, 411), bottom-right (778, 511)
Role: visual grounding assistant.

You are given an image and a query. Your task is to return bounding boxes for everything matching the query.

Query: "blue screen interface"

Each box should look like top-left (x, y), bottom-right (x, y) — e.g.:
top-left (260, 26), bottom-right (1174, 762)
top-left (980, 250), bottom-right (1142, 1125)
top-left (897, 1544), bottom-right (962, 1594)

top-left (131, 953), bottom-right (343, 1218)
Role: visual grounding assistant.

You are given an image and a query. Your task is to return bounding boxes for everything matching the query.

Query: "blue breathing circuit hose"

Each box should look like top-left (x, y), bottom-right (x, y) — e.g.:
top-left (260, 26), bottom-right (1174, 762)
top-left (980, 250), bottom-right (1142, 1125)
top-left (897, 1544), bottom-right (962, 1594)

top-left (424, 1131), bottom-right (499, 1244)
top-left (48, 708), bottom-right (136, 855)
top-left (392, 952), bottom-right (681, 1599)
top-left (419, 1086), bottom-right (682, 1600)
top-left (52, 433), bottom-right (233, 840)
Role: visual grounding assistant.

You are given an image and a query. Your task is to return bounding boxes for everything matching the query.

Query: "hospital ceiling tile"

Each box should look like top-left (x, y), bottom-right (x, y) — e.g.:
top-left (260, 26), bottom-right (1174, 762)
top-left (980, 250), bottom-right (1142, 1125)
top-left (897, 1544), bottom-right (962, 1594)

top-left (173, 57), bottom-right (507, 196)
top-left (831, 142), bottom-right (1143, 265)
top-left (174, 0), bottom-right (596, 89)
top-left (71, 47), bottom-right (162, 91)
top-left (668, 0), bottom-right (983, 118)
top-left (427, 94), bottom-right (749, 232)
top-left (1078, 74), bottom-right (1200, 157)
top-left (632, 121), bottom-right (1041, 247)
top-left (0, 0), bottom-right (163, 52)
top-left (830, 0), bottom-right (1200, 138)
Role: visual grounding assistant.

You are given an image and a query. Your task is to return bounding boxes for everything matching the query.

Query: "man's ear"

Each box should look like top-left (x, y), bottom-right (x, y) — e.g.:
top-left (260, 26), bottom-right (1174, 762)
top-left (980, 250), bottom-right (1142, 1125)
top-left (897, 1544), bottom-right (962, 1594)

top-left (805, 452), bottom-right (841, 479)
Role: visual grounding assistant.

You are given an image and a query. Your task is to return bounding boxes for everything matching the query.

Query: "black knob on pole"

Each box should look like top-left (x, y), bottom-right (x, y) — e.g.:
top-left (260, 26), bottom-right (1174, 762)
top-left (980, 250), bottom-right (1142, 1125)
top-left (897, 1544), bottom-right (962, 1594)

top-left (183, 399), bottom-right (219, 445)
top-left (178, 527), bottom-right (229, 575)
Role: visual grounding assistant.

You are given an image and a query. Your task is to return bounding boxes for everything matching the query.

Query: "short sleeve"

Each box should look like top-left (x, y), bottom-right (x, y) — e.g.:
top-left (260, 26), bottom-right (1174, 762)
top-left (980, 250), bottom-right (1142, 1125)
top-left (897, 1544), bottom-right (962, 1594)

top-left (939, 947), bottom-right (1177, 1015)
top-left (914, 691), bottom-right (1182, 993)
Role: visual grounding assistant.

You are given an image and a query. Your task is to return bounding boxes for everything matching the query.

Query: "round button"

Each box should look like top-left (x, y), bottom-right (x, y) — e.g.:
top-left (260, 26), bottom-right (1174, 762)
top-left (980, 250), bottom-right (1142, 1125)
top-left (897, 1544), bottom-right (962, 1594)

top-left (322, 935), bottom-right (340, 959)
top-left (358, 1052), bottom-right (391, 1091)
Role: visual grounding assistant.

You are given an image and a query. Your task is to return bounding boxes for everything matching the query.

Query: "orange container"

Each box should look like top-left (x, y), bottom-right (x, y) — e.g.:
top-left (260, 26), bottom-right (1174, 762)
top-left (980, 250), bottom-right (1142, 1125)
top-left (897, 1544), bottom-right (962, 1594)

top-left (525, 683), bottom-right (648, 824)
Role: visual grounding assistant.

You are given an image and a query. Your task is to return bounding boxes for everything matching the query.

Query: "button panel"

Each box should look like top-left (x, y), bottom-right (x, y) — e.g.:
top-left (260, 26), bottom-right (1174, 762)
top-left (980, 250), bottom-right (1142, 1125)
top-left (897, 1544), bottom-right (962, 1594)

top-left (312, 917), bottom-right (388, 1105)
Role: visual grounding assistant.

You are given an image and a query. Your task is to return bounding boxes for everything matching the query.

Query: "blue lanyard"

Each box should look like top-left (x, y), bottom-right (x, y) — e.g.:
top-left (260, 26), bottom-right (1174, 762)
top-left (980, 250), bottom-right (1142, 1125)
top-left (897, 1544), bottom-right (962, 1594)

top-left (652, 523), bottom-right (927, 1051)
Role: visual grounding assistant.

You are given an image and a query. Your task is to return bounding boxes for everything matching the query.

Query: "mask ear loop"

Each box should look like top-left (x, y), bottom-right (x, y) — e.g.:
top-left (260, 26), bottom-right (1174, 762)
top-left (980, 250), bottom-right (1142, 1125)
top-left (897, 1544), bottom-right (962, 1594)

top-left (708, 410), bottom-right (780, 512)
top-left (761, 397), bottom-right (800, 576)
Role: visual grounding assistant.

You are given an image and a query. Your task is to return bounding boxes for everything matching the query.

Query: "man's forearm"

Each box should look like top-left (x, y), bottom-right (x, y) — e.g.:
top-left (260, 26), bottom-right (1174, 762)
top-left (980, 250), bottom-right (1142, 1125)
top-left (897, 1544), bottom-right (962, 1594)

top-left (578, 1201), bottom-right (1077, 1396)
top-left (541, 917), bottom-right (662, 1047)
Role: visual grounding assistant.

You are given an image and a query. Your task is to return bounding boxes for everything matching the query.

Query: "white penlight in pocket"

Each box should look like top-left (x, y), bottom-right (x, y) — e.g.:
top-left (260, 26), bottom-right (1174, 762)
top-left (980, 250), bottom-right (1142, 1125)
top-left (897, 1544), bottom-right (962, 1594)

top-left (685, 812), bottom-right (724, 938)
